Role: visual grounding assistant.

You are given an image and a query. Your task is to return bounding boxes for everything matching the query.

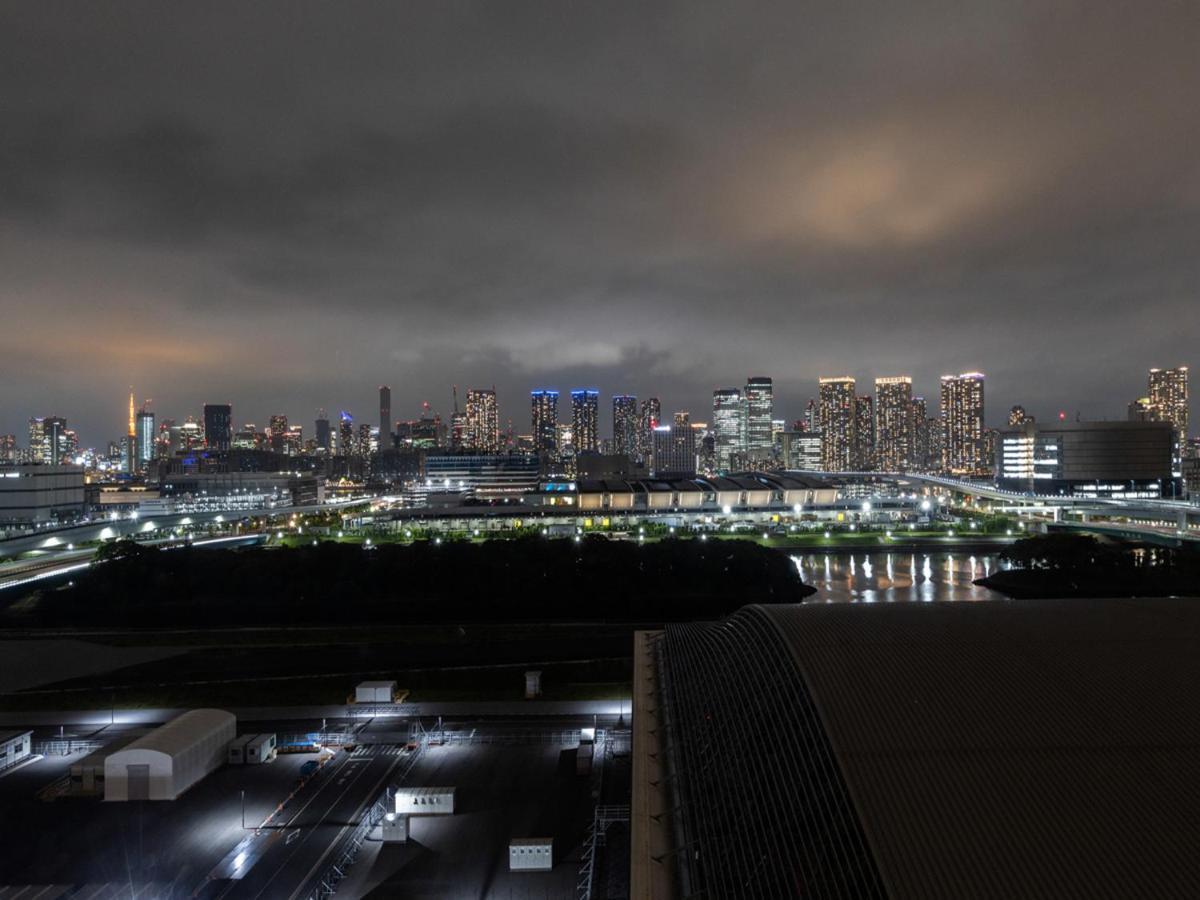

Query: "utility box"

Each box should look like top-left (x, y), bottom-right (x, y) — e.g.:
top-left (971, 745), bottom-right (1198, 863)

top-left (525, 670), bottom-right (542, 699)
top-left (228, 734), bottom-right (254, 765)
top-left (382, 813), bottom-right (410, 843)
top-left (356, 680), bottom-right (398, 703)
top-left (395, 786), bottom-right (455, 816)
top-left (246, 733), bottom-right (276, 764)
top-left (509, 838), bottom-right (553, 871)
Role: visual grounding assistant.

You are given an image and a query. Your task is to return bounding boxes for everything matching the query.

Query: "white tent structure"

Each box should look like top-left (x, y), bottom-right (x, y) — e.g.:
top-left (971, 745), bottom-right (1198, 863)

top-left (105, 709), bottom-right (236, 801)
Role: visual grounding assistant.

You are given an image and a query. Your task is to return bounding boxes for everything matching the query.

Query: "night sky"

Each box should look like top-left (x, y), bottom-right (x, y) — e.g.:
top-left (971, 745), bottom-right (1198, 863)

top-left (2, 2), bottom-right (1197, 444)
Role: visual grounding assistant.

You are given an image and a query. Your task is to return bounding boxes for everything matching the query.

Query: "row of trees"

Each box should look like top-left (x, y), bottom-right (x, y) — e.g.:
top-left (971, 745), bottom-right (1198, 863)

top-left (1001, 534), bottom-right (1200, 572)
top-left (23, 536), bottom-right (813, 628)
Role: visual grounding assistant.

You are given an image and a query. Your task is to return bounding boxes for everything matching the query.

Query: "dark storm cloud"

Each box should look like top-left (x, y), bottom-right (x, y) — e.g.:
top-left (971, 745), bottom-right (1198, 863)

top-left (1, 1), bottom-right (1197, 442)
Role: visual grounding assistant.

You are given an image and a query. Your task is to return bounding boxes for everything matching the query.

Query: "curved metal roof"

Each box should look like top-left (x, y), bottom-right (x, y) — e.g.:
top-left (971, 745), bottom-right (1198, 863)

top-left (110, 708), bottom-right (235, 759)
top-left (655, 598), bottom-right (1200, 898)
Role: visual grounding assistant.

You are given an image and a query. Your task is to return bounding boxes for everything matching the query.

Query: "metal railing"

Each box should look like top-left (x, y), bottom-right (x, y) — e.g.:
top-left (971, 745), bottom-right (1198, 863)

top-left (32, 738), bottom-right (103, 756)
top-left (577, 804), bottom-right (632, 900)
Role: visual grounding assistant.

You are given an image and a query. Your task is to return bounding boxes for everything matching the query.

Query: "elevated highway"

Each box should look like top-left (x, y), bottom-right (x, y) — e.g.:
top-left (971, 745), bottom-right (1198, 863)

top-left (0, 498), bottom-right (370, 560)
top-left (791, 470), bottom-right (1200, 543)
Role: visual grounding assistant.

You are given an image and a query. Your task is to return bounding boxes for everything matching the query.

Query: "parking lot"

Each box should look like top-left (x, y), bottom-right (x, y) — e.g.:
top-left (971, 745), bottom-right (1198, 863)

top-left (0, 717), bottom-right (624, 898)
top-left (0, 739), bottom-right (329, 897)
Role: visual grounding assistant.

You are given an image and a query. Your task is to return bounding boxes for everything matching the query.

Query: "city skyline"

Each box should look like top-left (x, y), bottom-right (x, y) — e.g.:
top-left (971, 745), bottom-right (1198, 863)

top-left (2, 4), bottom-right (1198, 446)
top-left (2, 361), bottom-right (1192, 454)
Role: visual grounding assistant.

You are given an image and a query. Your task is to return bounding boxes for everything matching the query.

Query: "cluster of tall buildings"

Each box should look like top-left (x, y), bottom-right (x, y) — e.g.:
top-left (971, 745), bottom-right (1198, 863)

top-left (746, 373), bottom-right (987, 477)
top-left (1, 367), bottom-right (1191, 490)
top-left (1129, 367), bottom-right (1190, 474)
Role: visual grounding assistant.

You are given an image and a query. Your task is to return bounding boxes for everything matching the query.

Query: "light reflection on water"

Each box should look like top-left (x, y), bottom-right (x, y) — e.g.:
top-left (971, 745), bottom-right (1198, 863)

top-left (792, 552), bottom-right (1011, 603)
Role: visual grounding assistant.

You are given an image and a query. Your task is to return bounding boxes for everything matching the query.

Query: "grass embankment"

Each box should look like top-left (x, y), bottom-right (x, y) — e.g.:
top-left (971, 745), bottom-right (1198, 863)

top-left (0, 657), bottom-right (631, 711)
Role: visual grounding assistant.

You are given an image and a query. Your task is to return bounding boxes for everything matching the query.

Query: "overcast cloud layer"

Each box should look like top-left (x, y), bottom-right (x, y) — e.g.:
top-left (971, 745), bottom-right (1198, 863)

top-left (2, 1), bottom-right (1197, 443)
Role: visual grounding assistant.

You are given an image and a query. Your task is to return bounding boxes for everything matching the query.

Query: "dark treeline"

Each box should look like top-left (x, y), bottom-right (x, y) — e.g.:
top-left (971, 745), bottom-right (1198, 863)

top-left (977, 533), bottom-right (1200, 599)
top-left (12, 537), bottom-right (812, 628)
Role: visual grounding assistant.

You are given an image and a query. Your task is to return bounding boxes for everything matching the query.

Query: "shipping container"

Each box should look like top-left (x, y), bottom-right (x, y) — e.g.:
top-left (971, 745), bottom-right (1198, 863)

top-left (245, 733), bottom-right (276, 764)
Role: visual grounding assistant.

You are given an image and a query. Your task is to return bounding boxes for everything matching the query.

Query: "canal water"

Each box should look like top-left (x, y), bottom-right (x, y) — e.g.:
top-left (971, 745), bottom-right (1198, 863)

top-left (793, 552), bottom-right (1011, 603)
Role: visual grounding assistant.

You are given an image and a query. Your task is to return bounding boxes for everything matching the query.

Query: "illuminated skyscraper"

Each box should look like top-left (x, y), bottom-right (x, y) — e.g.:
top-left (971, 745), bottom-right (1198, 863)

top-left (269, 414), bottom-right (288, 454)
top-left (466, 388), bottom-right (500, 453)
top-left (1148, 366), bottom-right (1189, 473)
top-left (639, 397), bottom-right (661, 464)
top-left (339, 411), bottom-right (355, 456)
top-left (29, 416), bottom-right (71, 466)
top-left (571, 390), bottom-right (599, 453)
top-left (315, 410), bottom-right (331, 453)
top-left (203, 403), bottom-right (233, 451)
top-left (612, 395), bottom-right (639, 459)
top-left (874, 376), bottom-right (913, 471)
top-left (779, 430), bottom-right (822, 470)
top-left (27, 418), bottom-right (45, 464)
top-left (818, 377), bottom-right (856, 472)
top-left (1009, 405), bottom-right (1033, 427)
top-left (940, 372), bottom-right (986, 475)
top-left (379, 385), bottom-right (392, 440)
top-left (911, 396), bottom-right (930, 471)
top-left (285, 424), bottom-right (303, 456)
top-left (650, 423), bottom-right (696, 477)
top-left (0, 434), bottom-right (15, 463)
top-left (135, 406), bottom-right (155, 472)
top-left (530, 390), bottom-right (559, 454)
top-left (450, 386), bottom-right (467, 450)
top-left (175, 417), bottom-right (203, 453)
top-left (804, 398), bottom-right (819, 432)
top-left (712, 388), bottom-right (744, 471)
top-left (744, 377), bottom-right (774, 460)
top-left (853, 395), bottom-right (875, 470)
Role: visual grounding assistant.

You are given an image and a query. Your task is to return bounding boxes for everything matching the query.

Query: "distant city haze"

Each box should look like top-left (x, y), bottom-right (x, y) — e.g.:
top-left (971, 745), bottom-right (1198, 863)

top-left (1, 3), bottom-right (1197, 444)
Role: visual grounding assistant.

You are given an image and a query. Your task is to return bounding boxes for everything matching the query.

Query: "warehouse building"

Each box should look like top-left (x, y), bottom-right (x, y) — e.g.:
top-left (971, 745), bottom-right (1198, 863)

top-left (996, 419), bottom-right (1175, 497)
top-left (634, 598), bottom-right (1200, 898)
top-left (0, 464), bottom-right (85, 523)
top-left (105, 709), bottom-right (236, 801)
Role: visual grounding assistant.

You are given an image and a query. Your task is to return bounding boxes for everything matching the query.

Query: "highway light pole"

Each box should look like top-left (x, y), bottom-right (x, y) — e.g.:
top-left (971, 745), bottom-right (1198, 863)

top-left (241, 789), bottom-right (246, 829)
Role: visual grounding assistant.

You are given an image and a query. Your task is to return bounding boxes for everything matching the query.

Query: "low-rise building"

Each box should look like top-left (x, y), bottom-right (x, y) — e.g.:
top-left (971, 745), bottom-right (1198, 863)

top-left (0, 730), bottom-right (32, 772)
top-left (0, 465), bottom-right (85, 523)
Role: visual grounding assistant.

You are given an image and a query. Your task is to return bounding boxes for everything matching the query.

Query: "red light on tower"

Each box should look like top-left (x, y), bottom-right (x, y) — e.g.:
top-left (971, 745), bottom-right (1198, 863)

top-left (1058, 411), bottom-right (1066, 421)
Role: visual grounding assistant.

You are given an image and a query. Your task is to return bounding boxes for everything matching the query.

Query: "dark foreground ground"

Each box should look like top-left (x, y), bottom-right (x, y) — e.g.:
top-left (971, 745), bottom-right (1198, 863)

top-left (0, 621), bottom-right (641, 710)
